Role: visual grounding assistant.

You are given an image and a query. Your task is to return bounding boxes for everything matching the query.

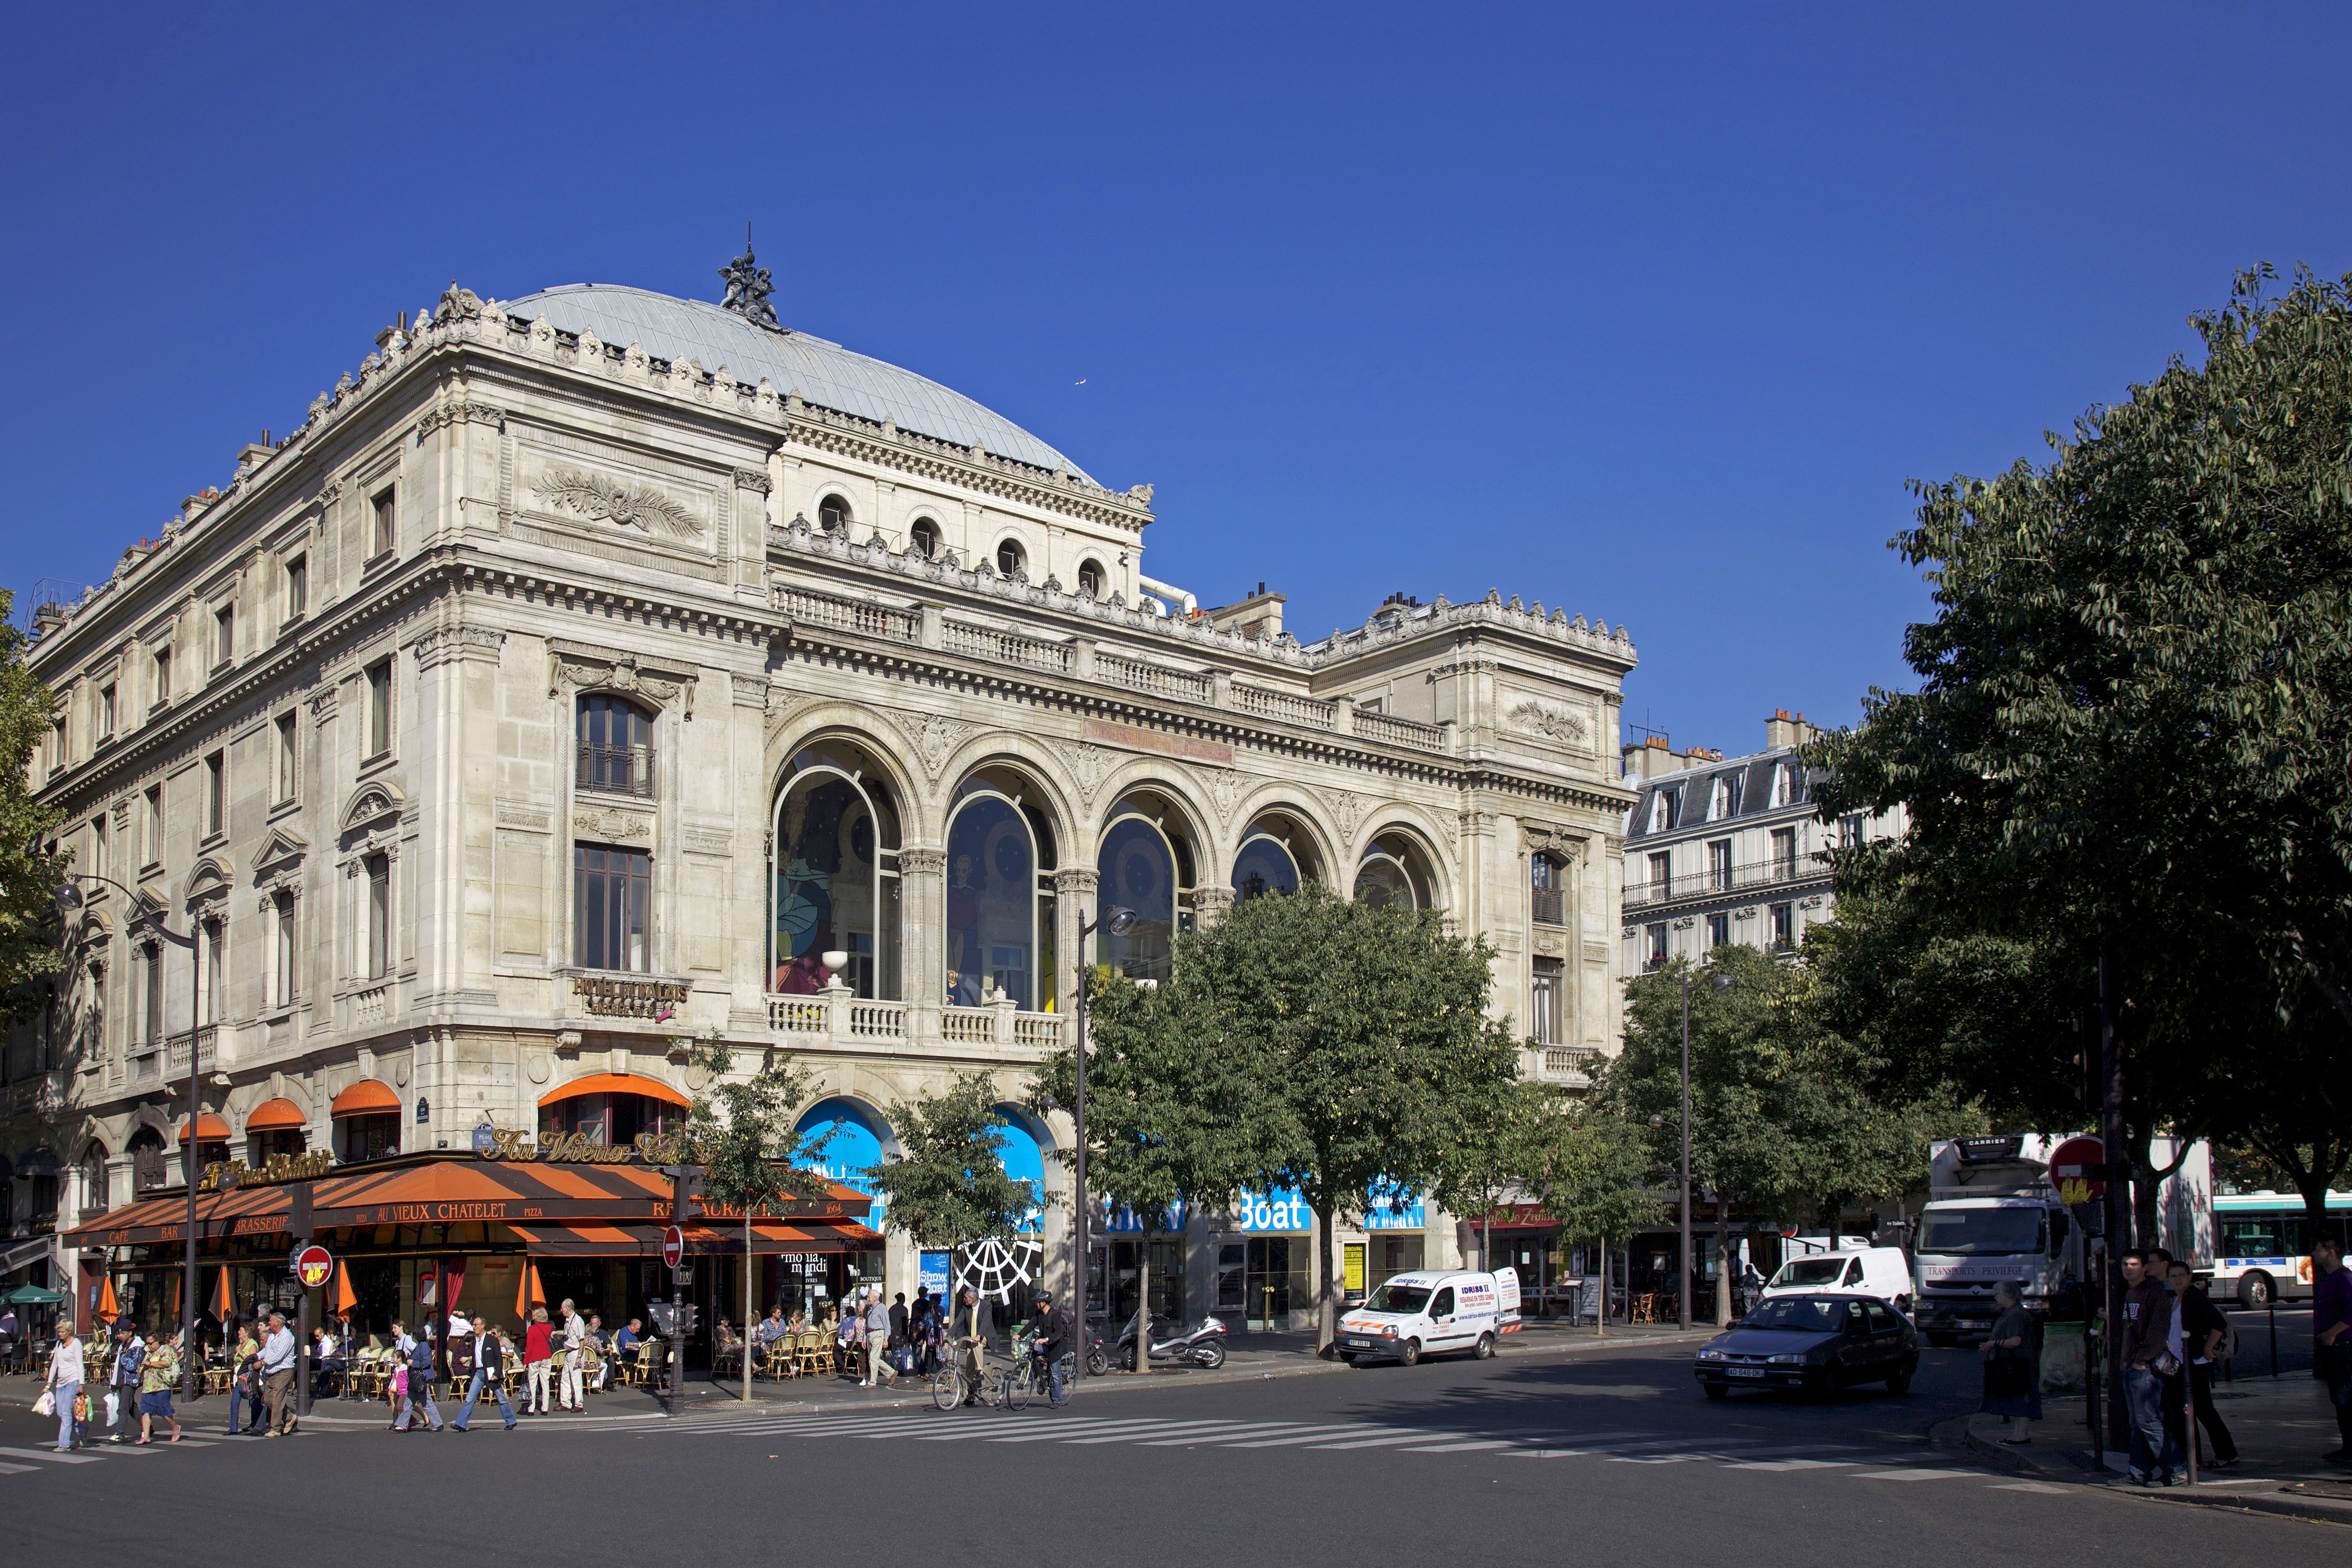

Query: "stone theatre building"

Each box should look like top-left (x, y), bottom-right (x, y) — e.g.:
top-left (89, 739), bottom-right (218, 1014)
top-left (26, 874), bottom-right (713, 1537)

top-left (6, 254), bottom-right (1638, 1331)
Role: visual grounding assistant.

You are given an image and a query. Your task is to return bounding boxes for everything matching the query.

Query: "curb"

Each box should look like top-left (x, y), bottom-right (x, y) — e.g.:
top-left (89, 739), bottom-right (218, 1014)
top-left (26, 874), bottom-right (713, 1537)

top-left (1931, 1414), bottom-right (2352, 1527)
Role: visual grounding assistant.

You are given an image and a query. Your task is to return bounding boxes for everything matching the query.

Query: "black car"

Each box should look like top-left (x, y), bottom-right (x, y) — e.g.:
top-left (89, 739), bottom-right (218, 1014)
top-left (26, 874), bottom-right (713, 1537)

top-left (1692, 1292), bottom-right (1918, 1400)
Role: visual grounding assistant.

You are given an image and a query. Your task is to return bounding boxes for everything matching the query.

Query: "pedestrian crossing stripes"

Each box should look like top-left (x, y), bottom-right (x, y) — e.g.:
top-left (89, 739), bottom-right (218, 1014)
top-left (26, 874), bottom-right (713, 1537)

top-left (640, 1409), bottom-right (2068, 1496)
top-left (0, 1436), bottom-right (230, 1474)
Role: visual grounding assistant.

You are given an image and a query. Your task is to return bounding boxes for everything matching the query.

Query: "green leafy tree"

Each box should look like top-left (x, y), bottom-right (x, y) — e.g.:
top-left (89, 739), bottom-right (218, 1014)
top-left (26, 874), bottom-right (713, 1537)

top-left (1152, 883), bottom-right (1519, 1350)
top-left (865, 1072), bottom-right (1042, 1282)
top-left (681, 1030), bottom-right (835, 1398)
top-left (0, 589), bottom-right (69, 1011)
top-left (1426, 1077), bottom-right (1550, 1277)
top-left (1030, 962), bottom-right (1264, 1359)
top-left (1516, 1082), bottom-right (1661, 1336)
top-left (1812, 265), bottom-right (2352, 1236)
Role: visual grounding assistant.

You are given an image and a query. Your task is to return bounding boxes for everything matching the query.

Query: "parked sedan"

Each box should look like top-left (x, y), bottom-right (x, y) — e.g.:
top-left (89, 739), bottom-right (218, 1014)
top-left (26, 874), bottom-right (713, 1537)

top-left (1692, 1292), bottom-right (1918, 1400)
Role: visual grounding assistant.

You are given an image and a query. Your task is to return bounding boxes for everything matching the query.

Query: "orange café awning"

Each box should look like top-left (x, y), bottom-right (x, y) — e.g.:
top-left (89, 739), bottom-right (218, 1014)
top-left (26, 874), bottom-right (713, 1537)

top-left (537, 1073), bottom-right (691, 1109)
top-left (330, 1079), bottom-right (401, 1117)
top-left (178, 1114), bottom-right (232, 1142)
top-left (244, 1097), bottom-right (307, 1131)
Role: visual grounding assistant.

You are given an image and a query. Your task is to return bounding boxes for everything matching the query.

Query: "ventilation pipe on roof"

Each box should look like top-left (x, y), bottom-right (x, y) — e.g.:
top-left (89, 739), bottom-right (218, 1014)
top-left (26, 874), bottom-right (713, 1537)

top-left (1137, 573), bottom-right (1197, 619)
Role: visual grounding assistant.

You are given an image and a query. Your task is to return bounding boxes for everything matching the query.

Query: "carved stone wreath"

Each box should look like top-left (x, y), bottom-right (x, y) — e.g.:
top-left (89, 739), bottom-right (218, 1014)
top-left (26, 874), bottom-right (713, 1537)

top-left (538, 468), bottom-right (704, 538)
top-left (1508, 700), bottom-right (1589, 745)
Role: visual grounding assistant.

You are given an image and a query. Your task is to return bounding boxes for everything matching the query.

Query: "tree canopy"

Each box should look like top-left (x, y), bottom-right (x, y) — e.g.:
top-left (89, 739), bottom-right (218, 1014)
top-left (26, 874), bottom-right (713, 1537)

top-left (864, 1072), bottom-right (1041, 1256)
top-left (0, 590), bottom-right (68, 1012)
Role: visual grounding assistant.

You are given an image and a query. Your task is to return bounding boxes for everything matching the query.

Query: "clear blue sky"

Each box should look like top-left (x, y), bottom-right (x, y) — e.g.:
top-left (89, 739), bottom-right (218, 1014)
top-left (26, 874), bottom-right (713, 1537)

top-left (7, 3), bottom-right (2348, 758)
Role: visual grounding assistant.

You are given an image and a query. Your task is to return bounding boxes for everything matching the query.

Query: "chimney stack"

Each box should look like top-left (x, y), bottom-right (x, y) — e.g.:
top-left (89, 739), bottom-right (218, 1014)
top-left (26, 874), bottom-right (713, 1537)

top-left (1765, 709), bottom-right (1816, 750)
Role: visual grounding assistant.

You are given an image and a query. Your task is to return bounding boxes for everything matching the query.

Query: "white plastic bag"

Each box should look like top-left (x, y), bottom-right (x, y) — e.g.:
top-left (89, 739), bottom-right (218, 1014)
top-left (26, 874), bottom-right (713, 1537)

top-left (33, 1390), bottom-right (54, 1418)
top-left (103, 1390), bottom-right (119, 1426)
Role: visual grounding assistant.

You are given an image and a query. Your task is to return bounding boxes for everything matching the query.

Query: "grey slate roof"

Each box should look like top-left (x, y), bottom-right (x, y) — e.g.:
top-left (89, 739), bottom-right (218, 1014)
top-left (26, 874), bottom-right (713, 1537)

top-left (500, 284), bottom-right (1093, 483)
top-left (1623, 747), bottom-right (1828, 842)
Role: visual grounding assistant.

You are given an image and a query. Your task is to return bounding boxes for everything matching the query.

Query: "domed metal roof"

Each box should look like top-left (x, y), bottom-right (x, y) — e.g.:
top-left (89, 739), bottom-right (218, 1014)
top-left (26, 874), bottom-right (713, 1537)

top-left (500, 283), bottom-right (1091, 483)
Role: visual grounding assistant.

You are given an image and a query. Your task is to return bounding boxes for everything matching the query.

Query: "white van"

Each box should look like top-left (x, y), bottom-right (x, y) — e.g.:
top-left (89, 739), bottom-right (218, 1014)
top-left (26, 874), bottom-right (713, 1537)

top-left (1760, 1246), bottom-right (1913, 1313)
top-left (1337, 1268), bottom-right (1521, 1366)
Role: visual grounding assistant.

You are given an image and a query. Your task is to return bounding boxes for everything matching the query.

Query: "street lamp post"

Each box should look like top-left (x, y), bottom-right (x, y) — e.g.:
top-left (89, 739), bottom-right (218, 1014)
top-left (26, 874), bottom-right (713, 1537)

top-left (1068, 905), bottom-right (1135, 1381)
top-left (58, 874), bottom-right (201, 1399)
top-left (1679, 966), bottom-right (1736, 1332)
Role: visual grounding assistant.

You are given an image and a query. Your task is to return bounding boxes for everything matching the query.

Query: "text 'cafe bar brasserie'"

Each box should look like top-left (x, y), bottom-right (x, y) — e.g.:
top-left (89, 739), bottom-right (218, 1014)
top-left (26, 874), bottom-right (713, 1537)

top-left (60, 1129), bottom-right (884, 1352)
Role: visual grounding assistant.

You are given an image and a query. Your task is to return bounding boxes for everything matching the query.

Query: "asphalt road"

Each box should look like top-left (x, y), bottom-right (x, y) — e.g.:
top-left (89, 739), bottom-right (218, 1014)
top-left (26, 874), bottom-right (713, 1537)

top-left (5, 1338), bottom-right (2342, 1566)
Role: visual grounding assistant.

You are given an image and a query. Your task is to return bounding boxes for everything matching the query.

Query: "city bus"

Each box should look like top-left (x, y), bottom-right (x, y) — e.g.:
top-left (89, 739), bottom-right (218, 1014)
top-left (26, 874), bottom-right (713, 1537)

top-left (2209, 1190), bottom-right (2352, 1308)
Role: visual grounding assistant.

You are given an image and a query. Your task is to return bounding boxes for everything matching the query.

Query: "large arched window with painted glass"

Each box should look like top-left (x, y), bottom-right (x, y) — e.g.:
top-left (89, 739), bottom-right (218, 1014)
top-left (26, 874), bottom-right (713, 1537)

top-left (1354, 830), bottom-right (1437, 911)
top-left (770, 740), bottom-right (902, 999)
top-left (578, 694), bottom-right (655, 797)
top-left (1099, 790), bottom-right (1196, 980)
top-left (1232, 809), bottom-right (1320, 904)
top-left (943, 768), bottom-right (1059, 1009)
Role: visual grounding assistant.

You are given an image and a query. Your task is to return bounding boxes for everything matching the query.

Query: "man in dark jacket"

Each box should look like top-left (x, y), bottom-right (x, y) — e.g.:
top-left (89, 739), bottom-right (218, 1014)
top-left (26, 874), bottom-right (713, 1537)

top-left (950, 1288), bottom-right (993, 1404)
top-left (1031, 1292), bottom-right (1075, 1409)
top-left (2314, 1237), bottom-right (2352, 1465)
top-left (2167, 1261), bottom-right (2236, 1467)
top-left (2118, 1248), bottom-right (2182, 1485)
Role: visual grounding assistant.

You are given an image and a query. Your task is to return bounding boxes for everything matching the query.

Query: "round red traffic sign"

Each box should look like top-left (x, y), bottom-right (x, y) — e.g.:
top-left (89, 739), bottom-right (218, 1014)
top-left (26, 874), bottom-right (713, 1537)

top-left (295, 1245), bottom-right (333, 1289)
top-left (662, 1225), bottom-right (684, 1271)
top-left (2050, 1136), bottom-right (2105, 1205)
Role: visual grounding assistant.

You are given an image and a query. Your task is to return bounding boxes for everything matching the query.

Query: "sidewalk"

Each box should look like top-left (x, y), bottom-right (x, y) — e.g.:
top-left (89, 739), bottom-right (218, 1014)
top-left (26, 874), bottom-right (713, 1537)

top-left (1933, 1373), bottom-right (2352, 1527)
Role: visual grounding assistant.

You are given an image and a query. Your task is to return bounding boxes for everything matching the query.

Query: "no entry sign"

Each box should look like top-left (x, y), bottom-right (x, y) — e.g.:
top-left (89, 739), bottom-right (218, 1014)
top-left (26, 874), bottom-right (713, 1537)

top-left (662, 1225), bottom-right (684, 1270)
top-left (295, 1245), bottom-right (334, 1289)
top-left (2050, 1137), bottom-right (2105, 1205)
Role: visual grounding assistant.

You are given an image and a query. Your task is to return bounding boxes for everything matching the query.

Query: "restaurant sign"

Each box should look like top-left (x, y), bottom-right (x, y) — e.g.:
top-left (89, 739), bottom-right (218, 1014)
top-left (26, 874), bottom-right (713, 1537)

top-left (477, 1128), bottom-right (703, 1166)
top-left (197, 1149), bottom-right (336, 1192)
top-left (572, 975), bottom-right (691, 1018)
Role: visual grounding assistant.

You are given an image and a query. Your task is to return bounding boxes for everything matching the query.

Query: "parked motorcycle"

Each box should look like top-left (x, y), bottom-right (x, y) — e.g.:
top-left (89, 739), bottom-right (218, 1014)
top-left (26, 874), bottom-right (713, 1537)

top-left (1116, 1313), bottom-right (1229, 1371)
top-left (1085, 1327), bottom-right (1109, 1377)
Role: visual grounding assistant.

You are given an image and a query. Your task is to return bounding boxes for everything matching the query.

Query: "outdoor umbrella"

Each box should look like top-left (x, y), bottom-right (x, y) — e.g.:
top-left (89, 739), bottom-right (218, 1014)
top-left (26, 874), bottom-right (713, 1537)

top-left (3, 1285), bottom-right (68, 1306)
top-left (212, 1265), bottom-right (232, 1322)
top-left (334, 1261), bottom-right (356, 1317)
top-left (98, 1275), bottom-right (118, 1320)
top-left (515, 1260), bottom-right (544, 1322)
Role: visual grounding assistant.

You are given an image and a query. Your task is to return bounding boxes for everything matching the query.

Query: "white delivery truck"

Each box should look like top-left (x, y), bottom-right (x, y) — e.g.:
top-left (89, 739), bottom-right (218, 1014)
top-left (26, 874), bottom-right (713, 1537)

top-left (1336, 1268), bottom-right (1520, 1366)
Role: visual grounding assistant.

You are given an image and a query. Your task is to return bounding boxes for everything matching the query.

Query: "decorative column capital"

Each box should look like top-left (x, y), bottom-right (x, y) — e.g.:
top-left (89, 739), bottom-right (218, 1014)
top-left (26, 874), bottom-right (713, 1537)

top-left (899, 846), bottom-right (947, 877)
top-left (1052, 867), bottom-right (1100, 898)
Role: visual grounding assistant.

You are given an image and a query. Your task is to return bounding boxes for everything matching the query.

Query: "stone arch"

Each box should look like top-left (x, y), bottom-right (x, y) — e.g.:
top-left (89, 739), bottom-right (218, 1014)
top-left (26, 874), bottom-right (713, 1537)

top-left (931, 731), bottom-right (1082, 851)
top-left (768, 706), bottom-right (925, 826)
top-left (1351, 806), bottom-right (1457, 914)
top-left (338, 779), bottom-right (406, 834)
top-left (1217, 780), bottom-right (1342, 891)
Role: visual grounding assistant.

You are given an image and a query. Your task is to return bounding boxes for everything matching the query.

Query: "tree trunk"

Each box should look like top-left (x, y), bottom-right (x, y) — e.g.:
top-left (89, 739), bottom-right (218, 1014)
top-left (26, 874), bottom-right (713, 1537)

top-left (1315, 1197), bottom-right (1339, 1354)
top-left (1713, 1210), bottom-right (1733, 1327)
top-left (1593, 1238), bottom-right (1607, 1337)
top-left (1131, 1220), bottom-right (1152, 1374)
top-left (743, 1212), bottom-right (754, 1402)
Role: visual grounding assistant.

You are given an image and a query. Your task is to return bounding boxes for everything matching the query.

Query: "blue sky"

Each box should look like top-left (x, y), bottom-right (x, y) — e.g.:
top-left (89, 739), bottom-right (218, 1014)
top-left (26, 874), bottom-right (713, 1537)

top-left (6, 3), bottom-right (2348, 758)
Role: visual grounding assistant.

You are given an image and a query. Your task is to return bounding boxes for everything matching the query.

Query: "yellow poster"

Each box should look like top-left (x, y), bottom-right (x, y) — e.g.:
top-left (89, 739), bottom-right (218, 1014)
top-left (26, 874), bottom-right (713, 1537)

top-left (1344, 1243), bottom-right (1365, 1294)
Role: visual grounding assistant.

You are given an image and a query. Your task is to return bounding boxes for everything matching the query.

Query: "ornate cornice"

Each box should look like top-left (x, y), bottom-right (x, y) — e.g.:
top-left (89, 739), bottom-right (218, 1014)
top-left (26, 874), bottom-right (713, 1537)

top-left (411, 624), bottom-right (505, 669)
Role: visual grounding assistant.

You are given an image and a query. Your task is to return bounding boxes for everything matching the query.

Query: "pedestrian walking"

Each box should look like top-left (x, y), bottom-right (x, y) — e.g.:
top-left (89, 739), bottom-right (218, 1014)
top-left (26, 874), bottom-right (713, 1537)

top-left (2167, 1261), bottom-right (2237, 1468)
top-left (1976, 1281), bottom-right (2040, 1443)
top-left (451, 1315), bottom-right (518, 1431)
top-left (225, 1324), bottom-right (259, 1434)
top-left (951, 1286), bottom-right (993, 1403)
top-left (1032, 1291), bottom-right (1074, 1408)
top-left (106, 1324), bottom-right (143, 1442)
top-left (41, 1318), bottom-right (85, 1452)
top-left (559, 1298), bottom-right (587, 1410)
top-left (394, 1326), bottom-right (444, 1431)
top-left (258, 1311), bottom-right (299, 1437)
top-left (137, 1333), bottom-right (184, 1444)
top-left (524, 1306), bottom-right (554, 1414)
top-left (863, 1289), bottom-right (896, 1387)
top-left (2312, 1236), bottom-right (2352, 1467)
top-left (2118, 1247), bottom-right (2184, 1485)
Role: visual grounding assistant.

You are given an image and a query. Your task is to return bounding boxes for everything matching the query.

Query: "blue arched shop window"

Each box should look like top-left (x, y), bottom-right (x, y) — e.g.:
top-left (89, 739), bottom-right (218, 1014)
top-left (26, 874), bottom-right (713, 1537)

top-left (796, 1099), bottom-right (892, 1233)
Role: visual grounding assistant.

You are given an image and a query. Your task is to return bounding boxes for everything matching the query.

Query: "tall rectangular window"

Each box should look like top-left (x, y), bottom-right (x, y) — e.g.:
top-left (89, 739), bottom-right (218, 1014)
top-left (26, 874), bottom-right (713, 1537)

top-left (204, 752), bottom-right (225, 838)
top-left (100, 684), bottom-right (116, 738)
top-left (1770, 826), bottom-right (1797, 880)
top-left (214, 603), bottom-right (235, 667)
top-left (51, 718), bottom-right (67, 776)
top-left (91, 816), bottom-right (108, 879)
top-left (365, 853), bottom-right (390, 979)
top-left (284, 554), bottom-right (308, 621)
top-left (144, 786), bottom-right (164, 866)
top-left (1839, 813), bottom-right (1865, 849)
top-left (1647, 851), bottom-right (1671, 897)
top-left (1770, 903), bottom-right (1795, 950)
top-left (272, 891), bottom-right (297, 1006)
top-left (152, 646), bottom-right (170, 709)
top-left (575, 843), bottom-right (651, 972)
top-left (275, 713), bottom-right (297, 802)
top-left (201, 918), bottom-right (224, 1024)
top-left (1645, 923), bottom-right (1668, 967)
top-left (1529, 958), bottom-right (1563, 1044)
top-left (1707, 913), bottom-right (1729, 949)
top-left (371, 487), bottom-right (397, 556)
top-left (1708, 839), bottom-right (1732, 890)
top-left (366, 659), bottom-right (392, 757)
top-left (143, 946), bottom-right (164, 1047)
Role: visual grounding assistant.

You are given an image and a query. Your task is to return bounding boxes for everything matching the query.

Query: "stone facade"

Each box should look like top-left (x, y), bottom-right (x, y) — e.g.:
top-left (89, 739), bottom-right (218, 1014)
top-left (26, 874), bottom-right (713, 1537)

top-left (5, 273), bottom-right (1638, 1323)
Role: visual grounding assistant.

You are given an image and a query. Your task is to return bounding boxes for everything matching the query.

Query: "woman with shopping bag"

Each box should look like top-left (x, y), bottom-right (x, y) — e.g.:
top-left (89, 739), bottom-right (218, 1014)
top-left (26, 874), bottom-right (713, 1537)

top-left (39, 1319), bottom-right (87, 1452)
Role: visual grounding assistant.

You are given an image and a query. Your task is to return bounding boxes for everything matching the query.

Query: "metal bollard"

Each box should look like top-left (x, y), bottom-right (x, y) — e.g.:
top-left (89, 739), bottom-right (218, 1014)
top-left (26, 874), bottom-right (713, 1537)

top-left (2268, 1297), bottom-right (2278, 1380)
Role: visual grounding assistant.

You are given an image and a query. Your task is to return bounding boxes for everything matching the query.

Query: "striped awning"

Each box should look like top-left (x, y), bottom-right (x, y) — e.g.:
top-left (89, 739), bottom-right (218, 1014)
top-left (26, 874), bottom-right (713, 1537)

top-left (509, 1219), bottom-right (882, 1258)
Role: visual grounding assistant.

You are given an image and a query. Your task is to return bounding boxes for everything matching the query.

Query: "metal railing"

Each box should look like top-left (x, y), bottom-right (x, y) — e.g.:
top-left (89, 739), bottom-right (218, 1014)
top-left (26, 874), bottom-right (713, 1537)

top-left (1622, 856), bottom-right (1821, 910)
top-left (577, 743), bottom-right (655, 797)
top-left (1531, 887), bottom-right (1566, 926)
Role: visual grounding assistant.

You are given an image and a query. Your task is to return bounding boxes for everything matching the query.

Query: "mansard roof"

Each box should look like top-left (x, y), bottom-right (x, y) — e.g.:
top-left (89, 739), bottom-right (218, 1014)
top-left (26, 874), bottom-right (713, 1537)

top-left (503, 284), bottom-right (1091, 483)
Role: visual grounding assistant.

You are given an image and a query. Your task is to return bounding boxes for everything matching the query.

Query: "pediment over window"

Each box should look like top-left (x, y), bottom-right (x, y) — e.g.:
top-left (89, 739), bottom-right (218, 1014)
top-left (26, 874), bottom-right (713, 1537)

top-left (251, 826), bottom-right (309, 875)
top-left (183, 856), bottom-right (235, 905)
top-left (341, 780), bottom-right (406, 833)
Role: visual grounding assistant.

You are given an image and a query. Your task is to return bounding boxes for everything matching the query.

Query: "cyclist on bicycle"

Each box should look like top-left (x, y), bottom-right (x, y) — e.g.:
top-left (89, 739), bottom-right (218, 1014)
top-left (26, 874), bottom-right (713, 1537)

top-left (949, 1287), bottom-right (993, 1406)
top-left (1031, 1291), bottom-right (1074, 1408)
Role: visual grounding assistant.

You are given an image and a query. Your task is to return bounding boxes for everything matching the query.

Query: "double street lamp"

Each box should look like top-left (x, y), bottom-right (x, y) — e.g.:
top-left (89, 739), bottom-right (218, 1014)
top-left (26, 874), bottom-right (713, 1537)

top-left (56, 874), bottom-right (203, 1400)
top-left (1678, 965), bottom-right (1736, 1331)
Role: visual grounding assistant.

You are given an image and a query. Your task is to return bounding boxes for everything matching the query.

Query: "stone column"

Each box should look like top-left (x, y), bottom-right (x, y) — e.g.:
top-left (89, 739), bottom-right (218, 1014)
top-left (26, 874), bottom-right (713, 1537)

top-left (900, 845), bottom-right (946, 1044)
top-left (1192, 882), bottom-right (1235, 929)
top-left (1051, 867), bottom-right (1098, 1020)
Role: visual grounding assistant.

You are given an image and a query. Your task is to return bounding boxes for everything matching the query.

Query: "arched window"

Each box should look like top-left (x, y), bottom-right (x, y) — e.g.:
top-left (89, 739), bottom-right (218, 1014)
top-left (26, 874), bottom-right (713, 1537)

top-left (539, 1089), bottom-right (682, 1146)
top-left (80, 1141), bottom-right (109, 1216)
top-left (1099, 791), bottom-right (1195, 980)
top-left (1233, 810), bottom-right (1319, 904)
top-left (1076, 558), bottom-right (1105, 599)
top-left (944, 768), bottom-right (1059, 1009)
top-left (771, 740), bottom-right (902, 999)
top-left (995, 539), bottom-right (1027, 580)
top-left (818, 493), bottom-right (854, 535)
top-left (909, 518), bottom-right (941, 560)
top-left (577, 694), bottom-right (656, 797)
top-left (1354, 830), bottom-right (1437, 911)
